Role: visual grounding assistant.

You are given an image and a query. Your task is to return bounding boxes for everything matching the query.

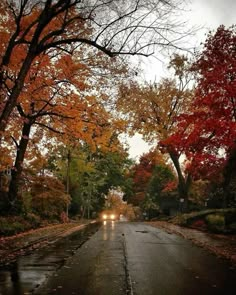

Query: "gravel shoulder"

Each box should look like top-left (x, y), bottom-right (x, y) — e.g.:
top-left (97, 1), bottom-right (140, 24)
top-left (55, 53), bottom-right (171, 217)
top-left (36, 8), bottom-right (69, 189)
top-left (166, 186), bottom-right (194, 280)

top-left (148, 221), bottom-right (236, 266)
top-left (0, 220), bottom-right (94, 265)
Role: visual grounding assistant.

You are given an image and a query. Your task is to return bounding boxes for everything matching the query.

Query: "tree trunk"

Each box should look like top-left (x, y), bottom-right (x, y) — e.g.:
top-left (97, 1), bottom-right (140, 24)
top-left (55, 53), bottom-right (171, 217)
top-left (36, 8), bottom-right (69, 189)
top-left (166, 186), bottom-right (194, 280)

top-left (8, 121), bottom-right (32, 213)
top-left (0, 3), bottom-right (51, 142)
top-left (169, 150), bottom-right (191, 212)
top-left (66, 149), bottom-right (71, 216)
top-left (0, 53), bottom-right (35, 142)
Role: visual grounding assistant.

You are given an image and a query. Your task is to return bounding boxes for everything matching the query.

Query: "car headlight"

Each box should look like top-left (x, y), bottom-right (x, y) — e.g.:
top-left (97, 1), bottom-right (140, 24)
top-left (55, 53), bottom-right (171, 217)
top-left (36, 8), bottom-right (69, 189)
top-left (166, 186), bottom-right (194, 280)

top-left (103, 214), bottom-right (107, 219)
top-left (110, 214), bottom-right (115, 220)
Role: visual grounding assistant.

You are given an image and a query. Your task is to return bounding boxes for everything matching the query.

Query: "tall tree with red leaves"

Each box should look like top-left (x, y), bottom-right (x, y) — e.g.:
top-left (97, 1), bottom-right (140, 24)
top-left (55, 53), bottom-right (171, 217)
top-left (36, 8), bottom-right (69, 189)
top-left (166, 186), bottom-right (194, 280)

top-left (164, 25), bottom-right (236, 207)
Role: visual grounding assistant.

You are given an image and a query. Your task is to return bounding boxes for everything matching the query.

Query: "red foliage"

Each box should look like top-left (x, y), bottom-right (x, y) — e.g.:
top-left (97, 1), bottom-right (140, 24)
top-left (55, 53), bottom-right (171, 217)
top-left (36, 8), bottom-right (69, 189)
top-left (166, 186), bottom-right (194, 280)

top-left (132, 151), bottom-right (157, 192)
top-left (162, 180), bottom-right (178, 192)
top-left (190, 219), bottom-right (207, 231)
top-left (162, 26), bottom-right (236, 181)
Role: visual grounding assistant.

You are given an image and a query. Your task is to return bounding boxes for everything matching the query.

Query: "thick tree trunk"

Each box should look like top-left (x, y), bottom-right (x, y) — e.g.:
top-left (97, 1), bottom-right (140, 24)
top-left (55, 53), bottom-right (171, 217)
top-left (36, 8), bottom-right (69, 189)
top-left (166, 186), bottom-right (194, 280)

top-left (0, 52), bottom-right (35, 143)
top-left (169, 150), bottom-right (191, 212)
top-left (8, 122), bottom-right (32, 213)
top-left (0, 2), bottom-right (51, 142)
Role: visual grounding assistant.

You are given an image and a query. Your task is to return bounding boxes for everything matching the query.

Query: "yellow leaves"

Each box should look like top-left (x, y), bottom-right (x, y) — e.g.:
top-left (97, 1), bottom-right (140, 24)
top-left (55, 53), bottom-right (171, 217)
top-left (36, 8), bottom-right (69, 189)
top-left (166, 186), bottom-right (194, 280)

top-left (27, 153), bottom-right (47, 172)
top-left (106, 189), bottom-right (124, 211)
top-left (112, 119), bottom-right (126, 133)
top-left (75, 155), bottom-right (95, 175)
top-left (118, 78), bottom-right (192, 143)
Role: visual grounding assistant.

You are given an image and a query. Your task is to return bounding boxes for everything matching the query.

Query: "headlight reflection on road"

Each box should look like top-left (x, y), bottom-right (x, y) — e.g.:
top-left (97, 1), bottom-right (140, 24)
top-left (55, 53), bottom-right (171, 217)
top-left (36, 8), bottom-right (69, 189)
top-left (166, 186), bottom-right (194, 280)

top-left (103, 221), bottom-right (108, 240)
top-left (111, 220), bottom-right (115, 230)
top-left (102, 220), bottom-right (116, 240)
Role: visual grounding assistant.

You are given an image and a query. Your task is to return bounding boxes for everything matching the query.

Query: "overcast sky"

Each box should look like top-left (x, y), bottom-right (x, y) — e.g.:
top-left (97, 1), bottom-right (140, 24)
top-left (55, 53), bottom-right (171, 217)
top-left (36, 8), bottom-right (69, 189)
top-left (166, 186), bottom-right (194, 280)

top-left (190, 0), bottom-right (236, 29)
top-left (127, 0), bottom-right (236, 161)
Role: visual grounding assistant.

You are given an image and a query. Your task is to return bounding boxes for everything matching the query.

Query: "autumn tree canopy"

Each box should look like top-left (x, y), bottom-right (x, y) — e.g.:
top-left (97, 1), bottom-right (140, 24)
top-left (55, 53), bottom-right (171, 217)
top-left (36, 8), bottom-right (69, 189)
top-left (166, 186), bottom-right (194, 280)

top-left (2, 38), bottom-right (129, 212)
top-left (0, 0), bottom-right (191, 140)
top-left (164, 26), bottom-right (236, 206)
top-left (165, 26), bottom-right (236, 179)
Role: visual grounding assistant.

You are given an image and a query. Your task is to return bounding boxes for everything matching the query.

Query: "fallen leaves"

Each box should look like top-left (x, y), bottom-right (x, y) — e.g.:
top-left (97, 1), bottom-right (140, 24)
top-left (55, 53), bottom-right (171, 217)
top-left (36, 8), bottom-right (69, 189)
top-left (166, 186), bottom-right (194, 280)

top-left (148, 221), bottom-right (236, 266)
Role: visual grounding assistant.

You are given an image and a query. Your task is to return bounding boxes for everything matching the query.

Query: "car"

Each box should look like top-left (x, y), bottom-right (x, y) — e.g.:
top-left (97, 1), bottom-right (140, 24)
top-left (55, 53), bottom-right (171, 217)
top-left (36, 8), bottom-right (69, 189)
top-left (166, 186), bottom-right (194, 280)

top-left (100, 210), bottom-right (119, 221)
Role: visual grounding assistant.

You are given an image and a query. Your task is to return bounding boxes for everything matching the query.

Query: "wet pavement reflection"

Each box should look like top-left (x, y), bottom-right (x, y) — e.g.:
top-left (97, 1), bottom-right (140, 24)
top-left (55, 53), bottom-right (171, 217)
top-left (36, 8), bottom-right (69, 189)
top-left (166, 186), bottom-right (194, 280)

top-left (1, 221), bottom-right (235, 295)
top-left (0, 222), bottom-right (100, 295)
top-left (102, 220), bottom-right (116, 241)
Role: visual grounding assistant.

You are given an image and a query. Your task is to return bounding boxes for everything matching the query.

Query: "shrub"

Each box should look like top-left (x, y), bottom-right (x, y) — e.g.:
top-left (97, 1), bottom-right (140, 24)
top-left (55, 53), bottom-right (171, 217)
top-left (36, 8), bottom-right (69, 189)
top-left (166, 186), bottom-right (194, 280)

top-left (191, 219), bottom-right (207, 230)
top-left (25, 213), bottom-right (41, 228)
top-left (0, 216), bottom-right (30, 236)
top-left (31, 176), bottom-right (71, 219)
top-left (206, 214), bottom-right (225, 233)
top-left (171, 214), bottom-right (188, 226)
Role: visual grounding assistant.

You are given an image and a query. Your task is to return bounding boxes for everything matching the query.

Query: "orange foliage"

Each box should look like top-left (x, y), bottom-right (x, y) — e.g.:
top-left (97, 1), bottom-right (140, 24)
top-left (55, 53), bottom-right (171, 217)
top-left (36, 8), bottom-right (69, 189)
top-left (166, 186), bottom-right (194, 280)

top-left (31, 176), bottom-right (71, 218)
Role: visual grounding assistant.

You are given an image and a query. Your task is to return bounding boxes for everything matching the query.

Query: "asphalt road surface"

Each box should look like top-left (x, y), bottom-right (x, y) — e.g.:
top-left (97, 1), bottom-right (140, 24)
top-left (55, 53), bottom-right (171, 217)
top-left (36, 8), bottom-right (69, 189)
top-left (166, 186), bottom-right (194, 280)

top-left (1, 221), bottom-right (236, 295)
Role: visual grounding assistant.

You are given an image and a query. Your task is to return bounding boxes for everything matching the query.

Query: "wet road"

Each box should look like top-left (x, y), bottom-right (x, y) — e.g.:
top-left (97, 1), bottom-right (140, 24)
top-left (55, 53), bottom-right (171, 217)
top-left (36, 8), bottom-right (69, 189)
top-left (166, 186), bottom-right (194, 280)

top-left (0, 223), bottom-right (100, 295)
top-left (0, 221), bottom-right (235, 295)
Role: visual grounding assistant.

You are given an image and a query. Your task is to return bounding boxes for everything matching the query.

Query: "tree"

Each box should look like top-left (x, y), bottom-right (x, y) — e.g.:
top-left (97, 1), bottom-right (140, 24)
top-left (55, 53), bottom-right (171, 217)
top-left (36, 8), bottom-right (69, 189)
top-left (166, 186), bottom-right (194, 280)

top-left (78, 147), bottom-right (133, 216)
top-left (105, 189), bottom-right (124, 211)
top-left (117, 54), bottom-right (193, 210)
top-left (47, 132), bottom-right (132, 217)
top-left (4, 46), bottom-right (126, 212)
top-left (104, 188), bottom-right (137, 220)
top-left (95, 150), bottom-right (133, 193)
top-left (30, 176), bottom-right (70, 219)
top-left (130, 150), bottom-right (158, 205)
top-left (147, 164), bottom-right (176, 203)
top-left (165, 26), bottom-right (236, 207)
top-left (0, 0), bottom-right (190, 140)
top-left (128, 149), bottom-right (175, 207)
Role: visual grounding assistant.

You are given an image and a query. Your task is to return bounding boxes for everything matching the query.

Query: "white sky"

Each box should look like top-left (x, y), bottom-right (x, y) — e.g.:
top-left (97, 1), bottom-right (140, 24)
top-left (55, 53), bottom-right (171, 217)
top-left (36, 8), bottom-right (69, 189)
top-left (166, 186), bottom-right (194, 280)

top-left (126, 0), bottom-right (236, 161)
